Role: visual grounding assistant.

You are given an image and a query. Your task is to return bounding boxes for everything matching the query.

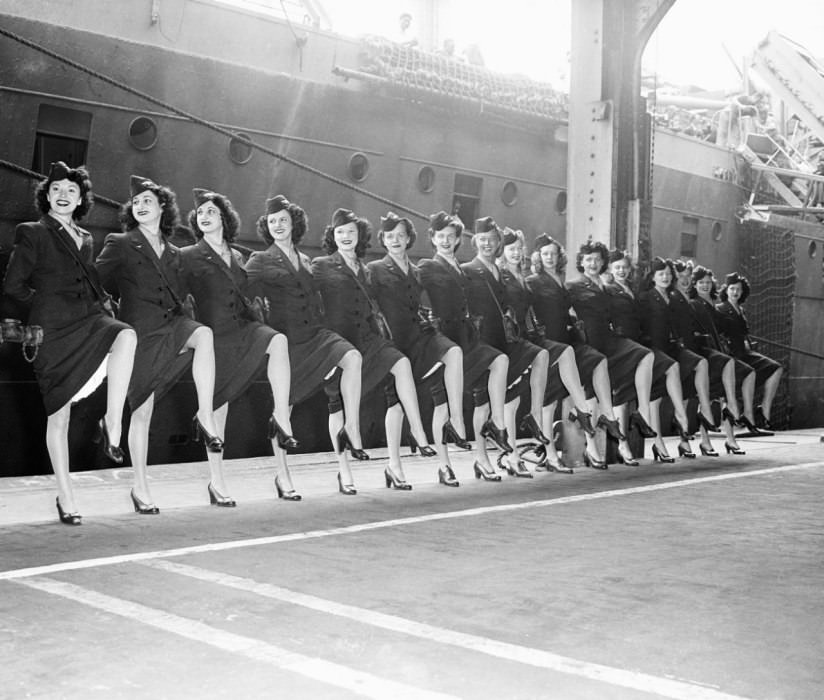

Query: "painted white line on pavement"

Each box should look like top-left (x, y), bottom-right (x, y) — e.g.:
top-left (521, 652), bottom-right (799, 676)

top-left (1, 460), bottom-right (821, 582)
top-left (143, 559), bottom-right (754, 700)
top-left (15, 576), bottom-right (460, 700)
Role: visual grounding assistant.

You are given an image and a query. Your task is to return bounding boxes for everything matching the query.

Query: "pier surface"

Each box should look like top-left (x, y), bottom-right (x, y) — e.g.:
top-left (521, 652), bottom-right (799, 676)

top-left (1, 430), bottom-right (822, 699)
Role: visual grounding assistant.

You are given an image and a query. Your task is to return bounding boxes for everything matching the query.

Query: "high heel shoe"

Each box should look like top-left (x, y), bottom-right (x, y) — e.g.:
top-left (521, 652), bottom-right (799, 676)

top-left (480, 419), bottom-right (512, 453)
top-left (738, 414), bottom-right (771, 436)
top-left (56, 497), bottom-right (82, 525)
top-left (207, 482), bottom-right (236, 507)
top-left (385, 468), bottom-right (413, 490)
top-left (542, 450), bottom-right (574, 474)
top-left (442, 420), bottom-right (472, 450)
top-left (629, 411), bottom-right (657, 438)
top-left (505, 458), bottom-right (533, 478)
top-left (519, 414), bottom-right (549, 444)
top-left (130, 489), bottom-right (159, 514)
top-left (721, 407), bottom-right (739, 426)
top-left (473, 461), bottom-right (502, 482)
top-left (651, 444), bottom-right (675, 463)
top-left (674, 418), bottom-right (694, 441)
top-left (438, 465), bottom-right (460, 487)
top-left (677, 442), bottom-right (696, 459)
top-left (583, 449), bottom-right (608, 469)
top-left (725, 442), bottom-right (746, 455)
top-left (337, 472), bottom-right (357, 495)
top-left (699, 444), bottom-right (719, 457)
top-left (192, 416), bottom-right (224, 453)
top-left (697, 412), bottom-right (720, 433)
top-left (95, 418), bottom-right (125, 464)
top-left (755, 405), bottom-right (774, 431)
top-left (269, 416), bottom-right (299, 450)
top-left (616, 448), bottom-right (639, 467)
top-left (275, 475), bottom-right (302, 501)
top-left (408, 435), bottom-right (437, 458)
top-left (568, 408), bottom-right (596, 437)
top-left (336, 427), bottom-right (370, 460)
top-left (596, 415), bottom-right (625, 441)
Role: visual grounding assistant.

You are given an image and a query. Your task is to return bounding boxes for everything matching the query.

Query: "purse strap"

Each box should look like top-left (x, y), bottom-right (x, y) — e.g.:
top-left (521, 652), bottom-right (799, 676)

top-left (142, 243), bottom-right (185, 308)
top-left (53, 225), bottom-right (111, 305)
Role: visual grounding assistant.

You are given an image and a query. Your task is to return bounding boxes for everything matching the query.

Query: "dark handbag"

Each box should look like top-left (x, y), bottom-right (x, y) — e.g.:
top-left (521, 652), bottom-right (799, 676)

top-left (245, 295), bottom-right (269, 324)
top-left (568, 318), bottom-right (587, 345)
top-left (370, 307), bottom-right (394, 340)
top-left (101, 294), bottom-right (119, 319)
top-left (417, 305), bottom-right (439, 333)
top-left (525, 307), bottom-right (545, 343)
top-left (502, 307), bottom-right (520, 344)
top-left (179, 293), bottom-right (197, 320)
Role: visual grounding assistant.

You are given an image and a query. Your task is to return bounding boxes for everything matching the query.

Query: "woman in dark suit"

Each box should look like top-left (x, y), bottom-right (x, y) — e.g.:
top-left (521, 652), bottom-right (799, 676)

top-left (499, 229), bottom-right (597, 472)
top-left (181, 188), bottom-right (295, 506)
top-left (462, 217), bottom-right (547, 478)
top-left (3, 162), bottom-right (137, 524)
top-left (567, 241), bottom-right (657, 461)
top-left (639, 258), bottom-right (719, 460)
top-left (96, 176), bottom-right (223, 513)
top-left (527, 235), bottom-right (615, 468)
top-left (246, 195), bottom-right (364, 496)
top-left (715, 271), bottom-right (783, 430)
top-left (367, 212), bottom-right (468, 487)
top-left (606, 250), bottom-right (694, 463)
top-left (418, 212), bottom-right (510, 482)
top-left (312, 208), bottom-right (436, 492)
top-left (689, 266), bottom-right (753, 452)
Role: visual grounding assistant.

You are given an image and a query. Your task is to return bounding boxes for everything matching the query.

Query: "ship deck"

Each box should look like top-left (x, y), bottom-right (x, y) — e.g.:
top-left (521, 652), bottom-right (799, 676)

top-left (1, 430), bottom-right (822, 699)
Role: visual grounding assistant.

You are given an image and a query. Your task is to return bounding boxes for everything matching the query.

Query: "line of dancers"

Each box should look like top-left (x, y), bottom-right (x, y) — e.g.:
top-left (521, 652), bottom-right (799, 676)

top-left (2, 162), bottom-right (783, 524)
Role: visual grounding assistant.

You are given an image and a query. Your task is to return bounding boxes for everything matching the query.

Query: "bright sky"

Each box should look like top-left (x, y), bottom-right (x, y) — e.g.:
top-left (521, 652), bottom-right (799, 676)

top-left (312, 0), bottom-right (823, 92)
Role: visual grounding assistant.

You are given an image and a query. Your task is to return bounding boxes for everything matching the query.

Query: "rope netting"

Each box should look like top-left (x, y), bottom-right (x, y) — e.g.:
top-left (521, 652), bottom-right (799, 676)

top-left (357, 35), bottom-right (568, 121)
top-left (739, 221), bottom-right (795, 427)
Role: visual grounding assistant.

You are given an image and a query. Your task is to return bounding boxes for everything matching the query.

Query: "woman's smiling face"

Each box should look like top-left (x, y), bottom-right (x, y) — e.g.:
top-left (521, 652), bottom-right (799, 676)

top-left (47, 179), bottom-right (81, 217)
top-left (334, 221), bottom-right (359, 254)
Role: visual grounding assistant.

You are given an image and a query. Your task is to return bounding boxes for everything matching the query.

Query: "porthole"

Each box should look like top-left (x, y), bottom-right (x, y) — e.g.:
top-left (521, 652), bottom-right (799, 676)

top-left (128, 116), bottom-right (158, 151)
top-left (501, 181), bottom-right (518, 207)
top-left (711, 221), bottom-right (723, 242)
top-left (228, 132), bottom-right (253, 165)
top-left (348, 152), bottom-right (370, 182)
top-left (417, 165), bottom-right (435, 193)
top-left (808, 240), bottom-right (817, 258)
top-left (555, 190), bottom-right (567, 215)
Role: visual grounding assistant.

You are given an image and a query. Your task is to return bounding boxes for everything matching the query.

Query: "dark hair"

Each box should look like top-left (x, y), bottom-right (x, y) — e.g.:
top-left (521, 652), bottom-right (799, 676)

top-left (322, 213), bottom-right (372, 258)
top-left (119, 184), bottom-right (180, 237)
top-left (378, 212), bottom-right (416, 250)
top-left (533, 234), bottom-right (567, 275)
top-left (256, 202), bottom-right (308, 246)
top-left (35, 163), bottom-right (94, 220)
top-left (643, 256), bottom-right (676, 292)
top-left (690, 265), bottom-right (718, 299)
top-left (428, 211), bottom-right (464, 252)
top-left (719, 272), bottom-right (751, 303)
top-left (188, 193), bottom-right (241, 242)
top-left (575, 240), bottom-right (609, 274)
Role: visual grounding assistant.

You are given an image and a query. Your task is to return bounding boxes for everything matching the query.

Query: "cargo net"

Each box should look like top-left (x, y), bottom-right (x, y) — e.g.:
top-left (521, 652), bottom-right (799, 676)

top-left (357, 35), bottom-right (568, 121)
top-left (739, 221), bottom-right (795, 427)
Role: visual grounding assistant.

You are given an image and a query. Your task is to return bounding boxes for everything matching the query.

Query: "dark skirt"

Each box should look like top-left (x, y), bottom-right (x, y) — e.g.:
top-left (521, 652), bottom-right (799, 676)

top-left (359, 330), bottom-right (405, 398)
top-left (405, 330), bottom-right (456, 383)
top-left (732, 357), bottom-right (755, 387)
top-left (504, 338), bottom-right (542, 402)
top-left (213, 321), bottom-right (278, 407)
top-left (650, 348), bottom-right (677, 402)
top-left (288, 328), bottom-right (355, 405)
top-left (605, 337), bottom-right (651, 405)
top-left (572, 343), bottom-right (605, 400)
top-left (129, 316), bottom-right (202, 409)
top-left (740, 350), bottom-right (781, 387)
top-left (674, 347), bottom-right (704, 400)
top-left (697, 347), bottom-right (732, 400)
top-left (35, 310), bottom-right (131, 416)
top-left (539, 338), bottom-right (572, 405)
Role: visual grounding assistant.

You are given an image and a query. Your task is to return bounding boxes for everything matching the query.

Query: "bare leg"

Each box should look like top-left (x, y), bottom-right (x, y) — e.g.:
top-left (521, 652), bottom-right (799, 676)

top-left (390, 357), bottom-right (430, 447)
top-left (329, 410), bottom-right (354, 486)
top-left (665, 363), bottom-right (691, 432)
top-left (338, 349), bottom-right (364, 448)
top-left (385, 403), bottom-right (406, 480)
top-left (266, 334), bottom-right (292, 434)
top-left (761, 367), bottom-right (784, 421)
top-left (541, 401), bottom-right (562, 465)
top-left (529, 350), bottom-right (549, 422)
top-left (634, 351), bottom-right (654, 424)
top-left (557, 346), bottom-right (589, 411)
top-left (650, 397), bottom-right (668, 455)
top-left (272, 406), bottom-right (296, 494)
top-left (721, 358), bottom-right (740, 419)
top-left (128, 394), bottom-right (154, 504)
top-left (207, 402), bottom-right (231, 495)
top-left (473, 403), bottom-right (495, 471)
top-left (698, 424), bottom-right (715, 453)
top-left (692, 358), bottom-right (714, 422)
top-left (741, 371), bottom-right (756, 422)
top-left (723, 408), bottom-right (740, 449)
top-left (487, 354), bottom-right (508, 426)
top-left (583, 397), bottom-right (604, 461)
top-left (432, 402), bottom-right (451, 467)
top-left (504, 396), bottom-right (520, 455)
top-left (103, 328), bottom-right (137, 445)
top-left (442, 346), bottom-right (467, 437)
top-left (46, 404), bottom-right (75, 513)
top-left (615, 402), bottom-right (635, 462)
top-left (186, 326), bottom-right (219, 436)
top-left (592, 358), bottom-right (617, 420)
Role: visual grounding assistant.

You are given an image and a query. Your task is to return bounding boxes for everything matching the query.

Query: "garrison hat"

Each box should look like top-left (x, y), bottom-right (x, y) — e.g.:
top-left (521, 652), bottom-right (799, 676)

top-left (130, 175), bottom-right (158, 198)
top-left (266, 195), bottom-right (290, 215)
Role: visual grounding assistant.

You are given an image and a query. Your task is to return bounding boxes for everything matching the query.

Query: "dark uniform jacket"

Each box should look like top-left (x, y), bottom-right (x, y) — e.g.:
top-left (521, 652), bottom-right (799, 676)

top-left (96, 228), bottom-right (186, 335)
top-left (604, 282), bottom-right (642, 341)
top-left (638, 288), bottom-right (676, 351)
top-left (461, 258), bottom-right (508, 349)
top-left (689, 296), bottom-right (725, 351)
top-left (366, 254), bottom-right (425, 353)
top-left (714, 301), bottom-right (752, 357)
top-left (669, 290), bottom-right (701, 352)
top-left (566, 276), bottom-right (614, 353)
top-left (525, 271), bottom-right (574, 343)
top-left (418, 254), bottom-right (474, 345)
top-left (246, 245), bottom-right (323, 345)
